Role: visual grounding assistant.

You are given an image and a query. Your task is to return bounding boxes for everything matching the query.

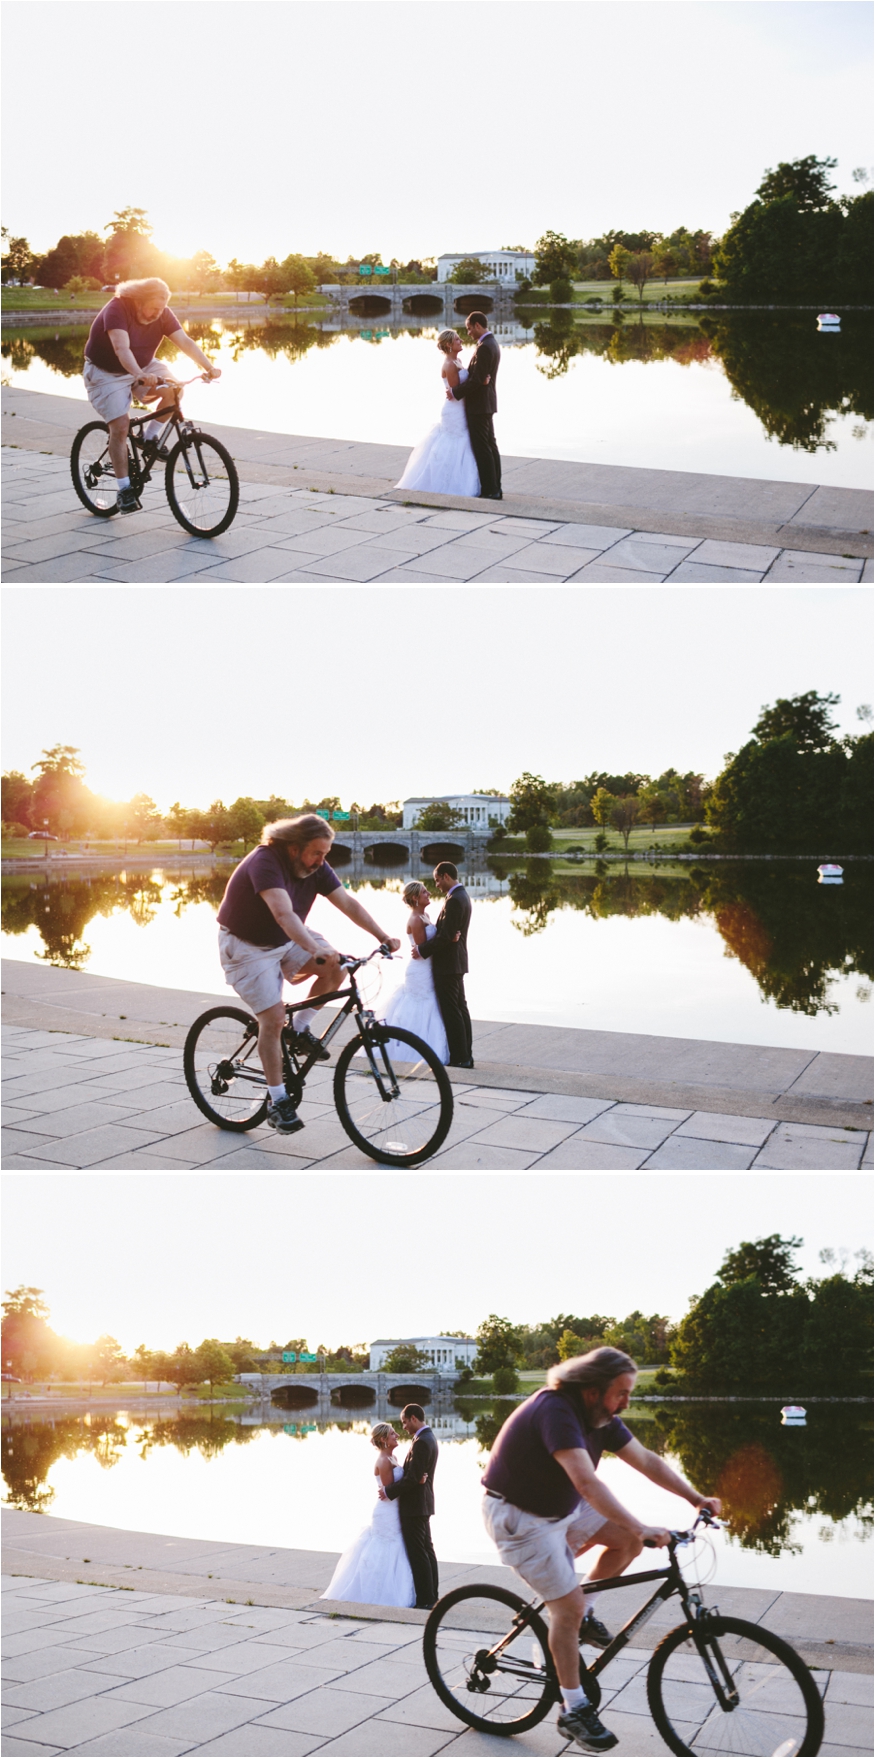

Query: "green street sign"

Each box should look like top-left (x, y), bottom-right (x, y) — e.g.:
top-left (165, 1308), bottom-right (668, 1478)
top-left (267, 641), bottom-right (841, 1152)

top-left (300, 1351), bottom-right (318, 1362)
top-left (332, 811), bottom-right (350, 821)
top-left (374, 265), bottom-right (390, 276)
top-left (282, 1351), bottom-right (297, 1362)
top-left (358, 265), bottom-right (373, 276)
top-left (315, 810), bottom-right (331, 820)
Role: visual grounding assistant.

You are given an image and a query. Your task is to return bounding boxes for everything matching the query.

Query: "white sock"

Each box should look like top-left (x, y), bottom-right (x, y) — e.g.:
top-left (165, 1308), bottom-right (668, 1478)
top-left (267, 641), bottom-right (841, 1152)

top-left (562, 1685), bottom-right (587, 1713)
top-left (295, 1009), bottom-right (315, 1034)
top-left (268, 1083), bottom-right (288, 1104)
top-left (117, 476), bottom-right (130, 489)
top-left (582, 1594), bottom-right (594, 1618)
top-left (144, 420), bottom-right (163, 440)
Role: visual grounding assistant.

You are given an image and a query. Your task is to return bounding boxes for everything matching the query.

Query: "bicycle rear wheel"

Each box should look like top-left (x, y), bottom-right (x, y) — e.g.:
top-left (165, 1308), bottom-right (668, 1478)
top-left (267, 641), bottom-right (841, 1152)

top-left (70, 421), bottom-right (123, 515)
top-left (183, 1005), bottom-right (268, 1130)
top-left (424, 1585), bottom-right (559, 1735)
top-left (647, 1614), bottom-right (824, 1756)
top-left (333, 1025), bottom-right (453, 1166)
top-left (165, 431), bottom-right (239, 536)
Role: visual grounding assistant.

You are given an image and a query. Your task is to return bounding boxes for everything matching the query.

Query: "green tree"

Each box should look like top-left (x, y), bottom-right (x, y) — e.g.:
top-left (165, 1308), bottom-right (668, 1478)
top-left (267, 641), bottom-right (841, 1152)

top-left (507, 772), bottom-right (556, 835)
top-left (281, 253), bottom-right (318, 307)
top-left (608, 242), bottom-right (631, 285)
top-left (610, 794), bottom-right (640, 852)
top-left (557, 1328), bottom-right (589, 1360)
top-left (166, 802), bottom-right (190, 851)
top-left (415, 800), bottom-right (466, 832)
top-left (167, 1343), bottom-right (202, 1395)
top-left (752, 690), bottom-right (840, 752)
top-left (533, 230), bottom-right (577, 286)
top-left (589, 787), bottom-right (616, 833)
top-left (90, 1335), bottom-right (126, 1386)
top-left (473, 1314), bottom-right (524, 1377)
top-left (449, 256), bottom-right (489, 284)
top-left (755, 154), bottom-right (837, 210)
top-left (132, 1344), bottom-right (160, 1392)
top-left (193, 1338), bottom-right (237, 1393)
top-left (228, 797), bottom-right (265, 849)
top-left (189, 249), bottom-right (221, 294)
top-left (718, 1234), bottom-right (803, 1295)
top-left (381, 1342), bottom-right (432, 1372)
top-left (127, 793), bottom-right (162, 843)
top-left (525, 822), bottom-right (552, 853)
top-left (1, 230), bottom-right (36, 284)
top-left (625, 251), bottom-right (654, 305)
top-left (2, 771), bottom-right (33, 827)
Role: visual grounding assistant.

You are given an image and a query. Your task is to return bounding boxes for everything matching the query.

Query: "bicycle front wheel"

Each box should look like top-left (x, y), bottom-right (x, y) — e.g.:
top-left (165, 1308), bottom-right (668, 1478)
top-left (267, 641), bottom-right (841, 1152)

top-left (71, 421), bottom-right (121, 515)
top-left (334, 1025), bottom-right (453, 1166)
top-left (183, 1005), bottom-right (268, 1130)
top-left (424, 1585), bottom-right (558, 1735)
top-left (647, 1614), bottom-right (824, 1756)
top-left (166, 431), bottom-right (239, 536)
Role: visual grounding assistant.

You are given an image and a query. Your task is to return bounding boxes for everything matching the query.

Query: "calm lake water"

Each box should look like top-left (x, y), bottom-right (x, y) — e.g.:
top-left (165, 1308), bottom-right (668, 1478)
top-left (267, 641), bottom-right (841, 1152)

top-left (2, 860), bottom-right (871, 1052)
top-left (2, 309), bottom-right (871, 488)
top-left (3, 1401), bottom-right (870, 1599)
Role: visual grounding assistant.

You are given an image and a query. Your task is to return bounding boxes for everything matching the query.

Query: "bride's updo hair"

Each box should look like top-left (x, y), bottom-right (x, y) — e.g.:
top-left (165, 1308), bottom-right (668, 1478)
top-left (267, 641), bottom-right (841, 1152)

top-left (370, 1422), bottom-right (398, 1450)
top-left (403, 880), bottom-right (426, 907)
top-left (437, 329), bottom-right (460, 354)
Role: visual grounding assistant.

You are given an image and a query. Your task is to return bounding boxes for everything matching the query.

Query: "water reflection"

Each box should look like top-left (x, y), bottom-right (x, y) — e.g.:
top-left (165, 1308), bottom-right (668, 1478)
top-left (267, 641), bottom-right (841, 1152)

top-left (2, 311), bottom-right (870, 479)
top-left (2, 861), bottom-right (870, 1027)
top-left (3, 1402), bottom-right (869, 1572)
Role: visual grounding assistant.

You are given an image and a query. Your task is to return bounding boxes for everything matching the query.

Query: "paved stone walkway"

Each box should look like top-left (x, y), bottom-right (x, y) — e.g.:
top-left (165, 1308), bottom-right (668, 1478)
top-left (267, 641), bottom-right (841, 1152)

top-left (2, 1568), bottom-right (871, 1758)
top-left (3, 449), bottom-right (871, 584)
top-left (3, 1023), bottom-right (871, 1170)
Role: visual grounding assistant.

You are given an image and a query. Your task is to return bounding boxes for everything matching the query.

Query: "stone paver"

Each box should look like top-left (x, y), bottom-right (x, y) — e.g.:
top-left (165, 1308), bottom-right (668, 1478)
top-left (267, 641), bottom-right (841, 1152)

top-left (2, 1022), bottom-right (869, 1171)
top-left (2, 445), bottom-right (867, 583)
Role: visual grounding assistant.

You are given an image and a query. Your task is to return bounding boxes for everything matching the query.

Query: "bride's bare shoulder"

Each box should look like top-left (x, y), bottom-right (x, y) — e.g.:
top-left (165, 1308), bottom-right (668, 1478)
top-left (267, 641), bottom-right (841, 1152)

top-left (407, 910), bottom-right (427, 945)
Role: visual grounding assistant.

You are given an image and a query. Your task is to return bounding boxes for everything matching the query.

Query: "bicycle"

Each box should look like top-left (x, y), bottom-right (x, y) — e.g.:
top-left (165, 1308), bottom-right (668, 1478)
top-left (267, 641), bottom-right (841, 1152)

top-left (423, 1509), bottom-right (824, 1754)
top-left (183, 945), bottom-right (454, 1168)
top-left (70, 374), bottom-right (239, 537)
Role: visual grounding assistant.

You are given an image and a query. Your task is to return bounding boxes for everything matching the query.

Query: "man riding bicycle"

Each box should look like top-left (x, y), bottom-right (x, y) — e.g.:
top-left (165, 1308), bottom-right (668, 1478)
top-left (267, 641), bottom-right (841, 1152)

top-left (217, 815), bottom-right (400, 1136)
top-left (481, 1347), bottom-right (721, 1753)
top-left (83, 276), bottom-right (221, 514)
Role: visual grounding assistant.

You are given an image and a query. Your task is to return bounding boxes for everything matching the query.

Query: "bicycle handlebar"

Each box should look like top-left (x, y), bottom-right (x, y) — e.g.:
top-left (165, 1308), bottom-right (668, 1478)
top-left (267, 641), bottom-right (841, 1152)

top-left (313, 944), bottom-right (395, 971)
top-left (643, 1509), bottom-right (721, 1551)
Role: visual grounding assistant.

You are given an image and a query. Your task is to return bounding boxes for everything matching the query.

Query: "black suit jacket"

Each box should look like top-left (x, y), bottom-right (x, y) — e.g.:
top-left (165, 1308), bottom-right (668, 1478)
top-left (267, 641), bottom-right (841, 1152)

top-left (417, 886), bottom-right (471, 976)
top-left (384, 1426), bottom-right (438, 1518)
top-left (452, 333), bottom-right (500, 417)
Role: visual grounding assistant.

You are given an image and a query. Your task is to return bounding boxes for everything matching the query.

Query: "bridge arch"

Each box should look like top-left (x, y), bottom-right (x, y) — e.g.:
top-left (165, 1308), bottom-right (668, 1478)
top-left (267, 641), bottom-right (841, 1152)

top-left (421, 841), bottom-right (466, 864)
top-left (330, 1383), bottom-right (376, 1406)
top-left (454, 293), bottom-right (494, 316)
top-left (270, 1384), bottom-right (319, 1409)
top-left (364, 841), bottom-right (409, 864)
top-left (348, 294), bottom-right (393, 317)
top-left (328, 841), bottom-right (352, 865)
top-left (402, 294), bottom-right (443, 316)
top-left (387, 1382), bottom-right (433, 1406)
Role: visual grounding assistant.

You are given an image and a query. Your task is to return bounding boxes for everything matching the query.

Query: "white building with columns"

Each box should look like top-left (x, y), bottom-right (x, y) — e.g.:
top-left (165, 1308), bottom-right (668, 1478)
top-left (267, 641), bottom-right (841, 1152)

top-left (369, 1335), bottom-right (478, 1371)
top-left (402, 793), bottom-right (511, 830)
top-left (436, 250), bottom-right (535, 285)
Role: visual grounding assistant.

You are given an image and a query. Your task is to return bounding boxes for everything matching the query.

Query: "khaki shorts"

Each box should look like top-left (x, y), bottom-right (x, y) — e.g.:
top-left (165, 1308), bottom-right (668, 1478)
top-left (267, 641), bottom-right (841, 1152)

top-left (482, 1492), bottom-right (607, 1602)
top-left (83, 357), bottom-right (178, 423)
top-left (218, 927), bottom-right (335, 1016)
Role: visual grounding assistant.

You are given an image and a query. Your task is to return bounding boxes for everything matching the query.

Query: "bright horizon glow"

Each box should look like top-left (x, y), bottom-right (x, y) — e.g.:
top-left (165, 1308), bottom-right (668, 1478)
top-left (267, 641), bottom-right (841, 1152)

top-left (2, 2), bottom-right (872, 264)
top-left (2, 1172), bottom-right (870, 1354)
top-left (2, 587), bottom-right (871, 812)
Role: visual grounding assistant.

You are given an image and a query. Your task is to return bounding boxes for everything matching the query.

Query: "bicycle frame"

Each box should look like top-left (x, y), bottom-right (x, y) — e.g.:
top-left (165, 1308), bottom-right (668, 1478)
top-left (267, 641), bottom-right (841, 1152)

top-left (219, 953), bottom-right (403, 1106)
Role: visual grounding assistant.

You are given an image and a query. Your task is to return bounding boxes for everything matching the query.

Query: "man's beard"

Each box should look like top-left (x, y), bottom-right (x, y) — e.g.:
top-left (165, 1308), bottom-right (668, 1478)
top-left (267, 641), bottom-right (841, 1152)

top-left (583, 1393), bottom-right (611, 1430)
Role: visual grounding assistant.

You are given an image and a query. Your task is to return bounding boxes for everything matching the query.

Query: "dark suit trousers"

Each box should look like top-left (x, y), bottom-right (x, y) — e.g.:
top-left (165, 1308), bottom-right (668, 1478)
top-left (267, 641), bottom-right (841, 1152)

top-left (401, 1514), bottom-right (439, 1608)
top-left (466, 411), bottom-right (501, 497)
top-left (434, 973), bottom-right (472, 1064)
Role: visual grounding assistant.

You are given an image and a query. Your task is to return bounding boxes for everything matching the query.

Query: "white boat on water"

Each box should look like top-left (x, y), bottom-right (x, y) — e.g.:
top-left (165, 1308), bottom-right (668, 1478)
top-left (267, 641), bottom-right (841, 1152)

top-left (817, 312), bottom-right (841, 329)
top-left (781, 1405), bottom-right (807, 1425)
top-left (817, 863), bottom-right (844, 883)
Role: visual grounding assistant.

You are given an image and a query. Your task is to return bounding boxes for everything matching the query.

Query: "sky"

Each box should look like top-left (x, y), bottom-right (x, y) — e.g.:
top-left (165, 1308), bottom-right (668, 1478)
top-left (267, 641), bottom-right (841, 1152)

top-left (2, 585), bottom-right (871, 810)
top-left (2, 1171), bottom-right (870, 1352)
top-left (3, 1), bottom-right (872, 265)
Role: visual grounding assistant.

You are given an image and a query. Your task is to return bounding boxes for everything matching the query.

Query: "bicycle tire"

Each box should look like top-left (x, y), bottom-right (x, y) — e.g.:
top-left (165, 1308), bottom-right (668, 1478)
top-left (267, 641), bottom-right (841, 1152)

top-left (183, 1005), bottom-right (268, 1131)
top-left (423, 1584), bottom-right (559, 1735)
top-left (647, 1613), bottom-right (824, 1756)
top-left (333, 1024), bottom-right (453, 1166)
top-left (165, 431), bottom-right (239, 536)
top-left (70, 421), bottom-right (123, 516)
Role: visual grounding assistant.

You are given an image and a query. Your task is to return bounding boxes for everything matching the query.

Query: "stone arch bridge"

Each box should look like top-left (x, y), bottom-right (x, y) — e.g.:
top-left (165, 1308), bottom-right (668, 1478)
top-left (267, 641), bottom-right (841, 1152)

top-left (328, 827), bottom-right (492, 870)
top-left (321, 282), bottom-right (518, 321)
top-left (238, 1371), bottom-right (460, 1408)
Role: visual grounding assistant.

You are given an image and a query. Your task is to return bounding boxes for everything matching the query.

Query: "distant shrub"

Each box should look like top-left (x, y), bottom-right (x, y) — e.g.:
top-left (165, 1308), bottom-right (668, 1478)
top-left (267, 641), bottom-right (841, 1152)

top-left (493, 1365), bottom-right (520, 1394)
top-left (525, 823), bottom-right (553, 852)
top-left (550, 277), bottom-right (573, 302)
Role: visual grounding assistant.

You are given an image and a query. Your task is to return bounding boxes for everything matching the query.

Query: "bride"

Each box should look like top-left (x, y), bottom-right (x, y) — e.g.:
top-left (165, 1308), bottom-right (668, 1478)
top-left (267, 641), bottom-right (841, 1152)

top-left (321, 1422), bottom-right (416, 1608)
top-left (382, 881), bottom-right (450, 1063)
top-left (396, 329), bottom-right (481, 496)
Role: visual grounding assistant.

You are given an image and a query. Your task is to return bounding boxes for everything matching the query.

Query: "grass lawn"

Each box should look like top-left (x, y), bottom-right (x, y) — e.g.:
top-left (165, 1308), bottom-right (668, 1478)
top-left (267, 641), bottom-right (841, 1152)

top-left (1, 837), bottom-right (244, 860)
top-left (491, 824), bottom-right (707, 858)
top-left (2, 288), bottom-right (331, 315)
top-left (572, 277), bottom-right (706, 305)
top-left (2, 289), bottom-right (105, 311)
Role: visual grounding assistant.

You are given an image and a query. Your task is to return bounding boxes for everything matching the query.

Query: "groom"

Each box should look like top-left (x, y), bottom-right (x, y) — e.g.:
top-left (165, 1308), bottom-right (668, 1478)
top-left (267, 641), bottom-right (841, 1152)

top-left (412, 862), bottom-right (473, 1068)
top-left (450, 311), bottom-right (502, 500)
top-left (379, 1403), bottom-right (439, 1608)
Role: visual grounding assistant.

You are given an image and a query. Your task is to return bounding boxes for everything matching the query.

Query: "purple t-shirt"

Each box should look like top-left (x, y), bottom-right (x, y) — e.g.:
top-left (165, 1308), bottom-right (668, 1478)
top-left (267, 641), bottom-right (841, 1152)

top-left (84, 297), bottom-right (181, 374)
top-left (217, 846), bottom-right (343, 949)
top-left (482, 1387), bottom-right (633, 1518)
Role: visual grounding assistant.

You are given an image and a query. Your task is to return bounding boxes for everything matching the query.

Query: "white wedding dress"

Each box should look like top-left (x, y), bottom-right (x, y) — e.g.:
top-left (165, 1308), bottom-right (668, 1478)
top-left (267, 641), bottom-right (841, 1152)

top-left (382, 924), bottom-right (450, 1064)
top-left (321, 1463), bottom-right (415, 1608)
top-left (396, 365), bottom-right (480, 495)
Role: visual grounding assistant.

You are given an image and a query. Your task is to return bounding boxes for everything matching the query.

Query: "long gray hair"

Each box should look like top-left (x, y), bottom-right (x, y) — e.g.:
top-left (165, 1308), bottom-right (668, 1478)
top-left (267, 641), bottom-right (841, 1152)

top-left (261, 813), bottom-right (335, 848)
top-left (547, 1346), bottom-right (637, 1392)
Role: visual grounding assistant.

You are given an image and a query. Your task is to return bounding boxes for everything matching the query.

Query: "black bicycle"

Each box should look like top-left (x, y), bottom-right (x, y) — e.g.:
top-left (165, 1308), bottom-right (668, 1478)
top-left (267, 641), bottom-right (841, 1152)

top-left (183, 946), bottom-right (454, 1168)
top-left (423, 1510), bottom-right (824, 1754)
top-left (70, 374), bottom-right (239, 537)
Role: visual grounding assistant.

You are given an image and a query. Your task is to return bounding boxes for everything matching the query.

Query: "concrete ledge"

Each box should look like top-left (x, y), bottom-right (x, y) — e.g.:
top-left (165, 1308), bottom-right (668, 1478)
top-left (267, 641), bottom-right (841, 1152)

top-left (4, 385), bottom-right (872, 557)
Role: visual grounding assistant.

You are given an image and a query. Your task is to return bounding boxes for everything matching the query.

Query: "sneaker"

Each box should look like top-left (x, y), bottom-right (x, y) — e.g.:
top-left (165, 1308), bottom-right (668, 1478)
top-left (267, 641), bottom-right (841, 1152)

top-left (579, 1610), bottom-right (613, 1649)
top-left (556, 1702), bottom-right (618, 1752)
top-left (143, 438), bottom-right (171, 461)
top-left (266, 1096), bottom-right (305, 1134)
top-left (117, 484), bottom-right (141, 514)
top-left (293, 1027), bottom-right (330, 1062)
